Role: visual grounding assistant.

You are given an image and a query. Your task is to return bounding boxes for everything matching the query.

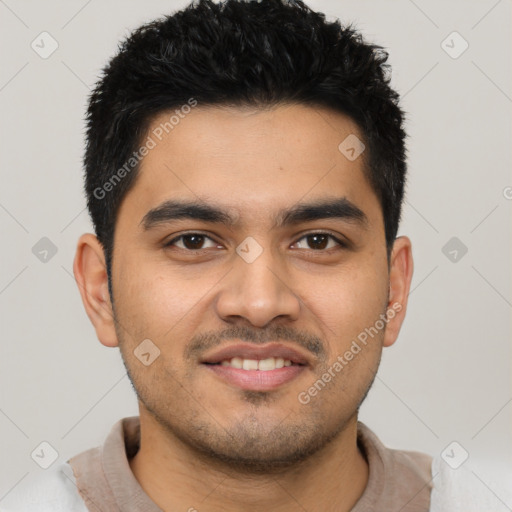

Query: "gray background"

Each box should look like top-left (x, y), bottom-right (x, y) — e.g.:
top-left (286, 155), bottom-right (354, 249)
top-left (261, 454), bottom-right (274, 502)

top-left (1, 0), bottom-right (511, 505)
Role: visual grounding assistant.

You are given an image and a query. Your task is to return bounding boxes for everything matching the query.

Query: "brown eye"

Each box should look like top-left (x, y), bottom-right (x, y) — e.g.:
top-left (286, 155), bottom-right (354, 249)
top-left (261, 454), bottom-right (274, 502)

top-left (306, 234), bottom-right (329, 250)
top-left (165, 234), bottom-right (218, 250)
top-left (294, 233), bottom-right (345, 251)
top-left (181, 234), bottom-right (206, 250)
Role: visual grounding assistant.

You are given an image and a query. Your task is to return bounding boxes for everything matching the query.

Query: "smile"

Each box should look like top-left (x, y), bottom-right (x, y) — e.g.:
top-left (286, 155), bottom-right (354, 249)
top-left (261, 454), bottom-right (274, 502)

top-left (208, 356), bottom-right (298, 370)
top-left (202, 359), bottom-right (307, 391)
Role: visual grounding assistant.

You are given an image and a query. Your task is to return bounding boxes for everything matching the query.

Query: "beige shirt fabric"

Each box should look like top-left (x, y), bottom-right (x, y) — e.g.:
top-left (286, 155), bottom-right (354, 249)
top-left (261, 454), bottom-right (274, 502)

top-left (68, 416), bottom-right (433, 511)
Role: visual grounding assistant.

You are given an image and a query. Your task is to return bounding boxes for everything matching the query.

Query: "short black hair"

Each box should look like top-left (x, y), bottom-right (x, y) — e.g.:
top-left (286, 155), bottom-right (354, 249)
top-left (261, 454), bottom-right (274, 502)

top-left (84, 0), bottom-right (407, 299)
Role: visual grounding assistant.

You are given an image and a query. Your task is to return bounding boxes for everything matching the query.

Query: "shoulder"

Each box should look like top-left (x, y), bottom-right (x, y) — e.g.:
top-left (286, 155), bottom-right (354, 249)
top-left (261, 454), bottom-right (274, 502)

top-left (355, 422), bottom-right (433, 510)
top-left (387, 445), bottom-right (433, 482)
top-left (357, 422), bottom-right (433, 485)
top-left (0, 462), bottom-right (88, 512)
top-left (382, 446), bottom-right (434, 508)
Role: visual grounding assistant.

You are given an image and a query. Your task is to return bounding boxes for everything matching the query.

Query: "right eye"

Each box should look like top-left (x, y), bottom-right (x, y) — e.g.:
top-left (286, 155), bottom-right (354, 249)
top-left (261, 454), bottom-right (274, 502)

top-left (164, 233), bottom-right (221, 251)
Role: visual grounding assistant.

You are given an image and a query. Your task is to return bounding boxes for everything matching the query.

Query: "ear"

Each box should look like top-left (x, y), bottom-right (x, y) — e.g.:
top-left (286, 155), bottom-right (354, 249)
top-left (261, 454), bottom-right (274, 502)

top-left (73, 233), bottom-right (119, 347)
top-left (382, 236), bottom-right (414, 348)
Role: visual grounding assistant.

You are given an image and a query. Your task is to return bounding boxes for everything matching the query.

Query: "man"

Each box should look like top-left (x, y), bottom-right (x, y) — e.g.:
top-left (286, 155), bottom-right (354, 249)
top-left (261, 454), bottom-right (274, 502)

top-left (1, 0), bottom-right (489, 510)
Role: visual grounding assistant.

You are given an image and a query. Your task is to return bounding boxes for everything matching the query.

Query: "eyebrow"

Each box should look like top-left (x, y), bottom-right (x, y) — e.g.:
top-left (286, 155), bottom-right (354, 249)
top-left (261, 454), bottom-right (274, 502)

top-left (140, 197), bottom-right (369, 231)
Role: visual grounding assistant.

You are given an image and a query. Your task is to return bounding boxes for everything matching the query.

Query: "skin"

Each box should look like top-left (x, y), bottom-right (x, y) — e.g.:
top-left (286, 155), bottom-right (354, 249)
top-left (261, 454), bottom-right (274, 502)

top-left (74, 103), bottom-right (413, 512)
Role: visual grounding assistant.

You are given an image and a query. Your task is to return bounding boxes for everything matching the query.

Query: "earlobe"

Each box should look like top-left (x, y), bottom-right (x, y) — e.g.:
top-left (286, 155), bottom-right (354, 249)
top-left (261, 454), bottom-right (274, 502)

top-left (73, 233), bottom-right (119, 348)
top-left (382, 236), bottom-right (414, 348)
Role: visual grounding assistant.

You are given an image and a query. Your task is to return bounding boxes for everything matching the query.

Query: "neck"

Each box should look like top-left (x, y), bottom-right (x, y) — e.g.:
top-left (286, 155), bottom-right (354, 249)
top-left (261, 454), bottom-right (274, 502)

top-left (129, 409), bottom-right (369, 512)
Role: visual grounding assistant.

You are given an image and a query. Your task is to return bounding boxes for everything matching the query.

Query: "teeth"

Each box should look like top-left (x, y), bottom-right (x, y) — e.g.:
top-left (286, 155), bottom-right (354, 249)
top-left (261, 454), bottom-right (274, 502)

top-left (217, 357), bottom-right (295, 370)
top-left (258, 358), bottom-right (275, 371)
top-left (231, 357), bottom-right (243, 369)
top-left (242, 359), bottom-right (259, 370)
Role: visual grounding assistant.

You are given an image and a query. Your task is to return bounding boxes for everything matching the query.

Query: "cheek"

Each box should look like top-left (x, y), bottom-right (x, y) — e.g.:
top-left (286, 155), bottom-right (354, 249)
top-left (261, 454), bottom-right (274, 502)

top-left (302, 261), bottom-right (388, 348)
top-left (114, 260), bottom-right (219, 346)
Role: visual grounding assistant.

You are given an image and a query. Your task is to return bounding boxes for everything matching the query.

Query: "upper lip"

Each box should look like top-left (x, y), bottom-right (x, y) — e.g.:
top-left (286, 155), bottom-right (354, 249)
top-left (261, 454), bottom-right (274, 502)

top-left (200, 342), bottom-right (311, 366)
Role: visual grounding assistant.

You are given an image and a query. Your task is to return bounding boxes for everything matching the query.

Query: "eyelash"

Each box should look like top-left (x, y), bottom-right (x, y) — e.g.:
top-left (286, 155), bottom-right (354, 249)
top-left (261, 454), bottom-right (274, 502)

top-left (164, 231), bottom-right (348, 252)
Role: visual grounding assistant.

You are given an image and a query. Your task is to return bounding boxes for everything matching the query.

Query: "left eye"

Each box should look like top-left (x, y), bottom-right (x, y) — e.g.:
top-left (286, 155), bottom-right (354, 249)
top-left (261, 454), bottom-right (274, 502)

top-left (293, 233), bottom-right (344, 250)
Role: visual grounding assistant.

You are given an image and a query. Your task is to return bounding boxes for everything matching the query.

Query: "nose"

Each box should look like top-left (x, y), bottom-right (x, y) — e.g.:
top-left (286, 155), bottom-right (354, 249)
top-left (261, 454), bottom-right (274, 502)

top-left (214, 242), bottom-right (301, 328)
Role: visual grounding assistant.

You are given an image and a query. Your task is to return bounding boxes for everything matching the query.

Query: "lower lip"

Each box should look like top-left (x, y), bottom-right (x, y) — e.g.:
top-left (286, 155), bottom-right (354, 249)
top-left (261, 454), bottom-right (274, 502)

top-left (202, 364), bottom-right (307, 391)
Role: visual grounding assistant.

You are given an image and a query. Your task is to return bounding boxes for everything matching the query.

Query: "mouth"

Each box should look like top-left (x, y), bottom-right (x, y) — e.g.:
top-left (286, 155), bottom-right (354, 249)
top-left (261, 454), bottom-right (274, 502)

top-left (200, 343), bottom-right (310, 391)
top-left (203, 356), bottom-right (301, 370)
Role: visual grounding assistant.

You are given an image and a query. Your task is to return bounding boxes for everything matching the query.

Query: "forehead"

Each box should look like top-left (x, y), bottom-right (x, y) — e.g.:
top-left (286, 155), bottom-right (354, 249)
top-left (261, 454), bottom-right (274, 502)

top-left (119, 104), bottom-right (381, 229)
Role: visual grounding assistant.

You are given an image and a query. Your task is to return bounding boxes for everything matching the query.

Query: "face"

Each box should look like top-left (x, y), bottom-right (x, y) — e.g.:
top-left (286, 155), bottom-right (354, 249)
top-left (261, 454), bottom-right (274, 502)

top-left (76, 103), bottom-right (412, 473)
